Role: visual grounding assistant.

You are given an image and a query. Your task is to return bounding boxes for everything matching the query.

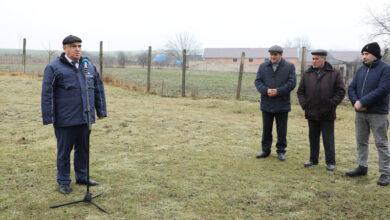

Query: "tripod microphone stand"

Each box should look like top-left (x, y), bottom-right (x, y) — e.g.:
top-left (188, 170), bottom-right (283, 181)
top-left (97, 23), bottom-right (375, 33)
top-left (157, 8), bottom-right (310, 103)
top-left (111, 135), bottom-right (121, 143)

top-left (50, 58), bottom-right (109, 214)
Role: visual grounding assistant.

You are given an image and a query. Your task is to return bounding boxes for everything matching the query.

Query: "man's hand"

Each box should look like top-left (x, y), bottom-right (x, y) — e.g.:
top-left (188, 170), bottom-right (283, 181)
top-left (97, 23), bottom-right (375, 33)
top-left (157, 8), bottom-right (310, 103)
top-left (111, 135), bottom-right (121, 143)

top-left (267, 89), bottom-right (278, 97)
top-left (354, 101), bottom-right (367, 111)
top-left (98, 116), bottom-right (105, 119)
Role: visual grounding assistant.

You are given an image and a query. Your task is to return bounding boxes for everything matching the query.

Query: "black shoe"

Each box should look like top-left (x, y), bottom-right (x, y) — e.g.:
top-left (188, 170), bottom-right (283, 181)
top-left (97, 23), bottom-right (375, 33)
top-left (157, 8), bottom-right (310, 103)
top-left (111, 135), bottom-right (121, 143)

top-left (256, 152), bottom-right (270, 159)
top-left (345, 165), bottom-right (368, 177)
top-left (59, 184), bottom-right (71, 194)
top-left (277, 152), bottom-right (286, 161)
top-left (326, 164), bottom-right (335, 171)
top-left (304, 161), bottom-right (318, 167)
top-left (76, 179), bottom-right (99, 186)
top-left (377, 174), bottom-right (390, 186)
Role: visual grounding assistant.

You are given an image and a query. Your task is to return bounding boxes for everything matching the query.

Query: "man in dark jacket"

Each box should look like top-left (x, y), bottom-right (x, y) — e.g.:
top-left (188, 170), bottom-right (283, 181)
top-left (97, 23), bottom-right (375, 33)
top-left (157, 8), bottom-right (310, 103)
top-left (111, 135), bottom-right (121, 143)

top-left (41, 35), bottom-right (107, 194)
top-left (346, 42), bottom-right (390, 186)
top-left (254, 45), bottom-right (296, 161)
top-left (297, 49), bottom-right (345, 171)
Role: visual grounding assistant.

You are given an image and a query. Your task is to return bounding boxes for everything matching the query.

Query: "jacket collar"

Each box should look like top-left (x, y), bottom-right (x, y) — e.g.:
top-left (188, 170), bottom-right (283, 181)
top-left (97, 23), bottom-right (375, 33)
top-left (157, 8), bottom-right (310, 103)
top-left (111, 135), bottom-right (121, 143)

top-left (59, 52), bottom-right (85, 67)
top-left (363, 58), bottom-right (381, 68)
top-left (305, 61), bottom-right (334, 73)
top-left (266, 57), bottom-right (285, 67)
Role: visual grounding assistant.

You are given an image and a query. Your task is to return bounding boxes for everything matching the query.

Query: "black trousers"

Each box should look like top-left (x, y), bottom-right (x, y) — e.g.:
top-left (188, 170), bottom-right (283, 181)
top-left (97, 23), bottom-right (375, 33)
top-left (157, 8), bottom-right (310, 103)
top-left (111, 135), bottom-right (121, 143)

top-left (261, 111), bottom-right (288, 153)
top-left (308, 120), bottom-right (335, 165)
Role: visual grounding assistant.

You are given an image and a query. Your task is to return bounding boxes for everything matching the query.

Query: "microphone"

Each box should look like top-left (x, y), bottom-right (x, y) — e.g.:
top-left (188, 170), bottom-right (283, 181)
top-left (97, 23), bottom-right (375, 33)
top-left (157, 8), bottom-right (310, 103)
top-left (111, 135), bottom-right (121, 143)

top-left (82, 58), bottom-right (89, 70)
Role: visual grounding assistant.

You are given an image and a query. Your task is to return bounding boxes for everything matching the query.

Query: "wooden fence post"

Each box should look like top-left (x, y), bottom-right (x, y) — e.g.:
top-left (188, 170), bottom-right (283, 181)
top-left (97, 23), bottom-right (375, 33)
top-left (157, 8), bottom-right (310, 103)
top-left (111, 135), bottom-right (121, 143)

top-left (353, 64), bottom-right (358, 78)
top-left (99, 41), bottom-right (103, 77)
top-left (236, 52), bottom-right (245, 99)
top-left (181, 49), bottom-right (187, 97)
top-left (147, 46), bottom-right (152, 93)
top-left (22, 38), bottom-right (26, 73)
top-left (345, 69), bottom-right (349, 87)
top-left (383, 48), bottom-right (389, 63)
top-left (161, 80), bottom-right (165, 96)
top-left (300, 46), bottom-right (306, 76)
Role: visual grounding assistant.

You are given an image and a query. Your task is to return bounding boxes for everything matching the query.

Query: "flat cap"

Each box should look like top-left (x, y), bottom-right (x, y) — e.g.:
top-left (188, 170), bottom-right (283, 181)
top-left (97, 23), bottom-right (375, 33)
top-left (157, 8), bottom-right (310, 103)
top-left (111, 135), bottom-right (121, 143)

top-left (268, 45), bottom-right (283, 53)
top-left (62, 35), bottom-right (82, 45)
top-left (311, 49), bottom-right (327, 56)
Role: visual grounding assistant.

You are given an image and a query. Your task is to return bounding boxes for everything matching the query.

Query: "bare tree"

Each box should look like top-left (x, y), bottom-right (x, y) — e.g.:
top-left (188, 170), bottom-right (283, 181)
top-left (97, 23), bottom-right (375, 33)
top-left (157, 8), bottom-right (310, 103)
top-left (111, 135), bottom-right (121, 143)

top-left (43, 43), bottom-right (57, 63)
top-left (136, 51), bottom-right (149, 68)
top-left (283, 36), bottom-right (312, 50)
top-left (367, 5), bottom-right (390, 47)
top-left (165, 32), bottom-right (201, 61)
top-left (117, 51), bottom-right (126, 67)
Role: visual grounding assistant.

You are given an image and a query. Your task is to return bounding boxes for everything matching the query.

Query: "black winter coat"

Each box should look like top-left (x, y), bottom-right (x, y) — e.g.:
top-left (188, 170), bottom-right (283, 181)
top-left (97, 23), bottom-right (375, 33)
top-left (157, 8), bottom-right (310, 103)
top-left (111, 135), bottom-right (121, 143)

top-left (254, 58), bottom-right (296, 113)
top-left (297, 62), bottom-right (345, 120)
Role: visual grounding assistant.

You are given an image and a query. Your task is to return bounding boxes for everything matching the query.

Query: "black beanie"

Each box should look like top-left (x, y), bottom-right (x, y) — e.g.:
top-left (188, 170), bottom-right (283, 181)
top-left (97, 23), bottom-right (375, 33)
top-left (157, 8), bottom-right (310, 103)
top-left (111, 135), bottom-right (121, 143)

top-left (361, 42), bottom-right (382, 59)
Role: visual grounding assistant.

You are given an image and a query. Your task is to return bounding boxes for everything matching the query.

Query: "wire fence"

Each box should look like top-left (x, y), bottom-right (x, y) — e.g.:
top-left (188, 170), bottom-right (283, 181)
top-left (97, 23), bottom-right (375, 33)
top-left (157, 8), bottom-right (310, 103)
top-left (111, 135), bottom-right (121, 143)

top-left (1, 39), bottom-right (376, 103)
top-left (0, 46), bottom-right (263, 102)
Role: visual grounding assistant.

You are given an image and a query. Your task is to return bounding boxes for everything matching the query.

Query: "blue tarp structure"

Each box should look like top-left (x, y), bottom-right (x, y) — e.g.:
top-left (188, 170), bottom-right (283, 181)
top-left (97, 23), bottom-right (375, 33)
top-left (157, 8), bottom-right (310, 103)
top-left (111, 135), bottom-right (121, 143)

top-left (154, 54), bottom-right (166, 62)
top-left (175, 60), bottom-right (182, 66)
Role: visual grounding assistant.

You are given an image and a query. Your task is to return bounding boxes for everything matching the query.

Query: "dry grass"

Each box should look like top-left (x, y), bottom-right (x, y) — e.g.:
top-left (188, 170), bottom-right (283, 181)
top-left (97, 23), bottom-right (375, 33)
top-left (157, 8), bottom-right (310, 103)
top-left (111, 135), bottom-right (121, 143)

top-left (0, 74), bottom-right (389, 219)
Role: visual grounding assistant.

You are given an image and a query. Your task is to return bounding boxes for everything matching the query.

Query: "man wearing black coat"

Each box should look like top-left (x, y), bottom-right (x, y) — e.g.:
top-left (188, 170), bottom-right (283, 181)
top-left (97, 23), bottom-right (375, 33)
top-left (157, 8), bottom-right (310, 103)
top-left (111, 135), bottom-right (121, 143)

top-left (297, 49), bottom-right (345, 171)
top-left (254, 45), bottom-right (297, 161)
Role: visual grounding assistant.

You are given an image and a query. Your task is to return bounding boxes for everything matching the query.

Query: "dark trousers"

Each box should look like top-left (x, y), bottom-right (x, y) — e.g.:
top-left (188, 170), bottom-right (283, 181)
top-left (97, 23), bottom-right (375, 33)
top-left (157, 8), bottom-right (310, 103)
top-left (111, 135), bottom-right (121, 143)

top-left (261, 111), bottom-right (288, 153)
top-left (308, 120), bottom-right (335, 165)
top-left (54, 124), bottom-right (89, 185)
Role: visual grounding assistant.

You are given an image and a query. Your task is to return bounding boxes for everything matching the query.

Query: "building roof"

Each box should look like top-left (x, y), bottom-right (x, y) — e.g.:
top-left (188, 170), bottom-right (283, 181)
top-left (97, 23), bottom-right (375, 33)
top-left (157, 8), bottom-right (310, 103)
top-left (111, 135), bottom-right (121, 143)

top-left (203, 47), bottom-right (299, 58)
top-left (299, 50), bottom-right (362, 63)
top-left (329, 51), bottom-right (362, 62)
top-left (204, 47), bottom-right (363, 63)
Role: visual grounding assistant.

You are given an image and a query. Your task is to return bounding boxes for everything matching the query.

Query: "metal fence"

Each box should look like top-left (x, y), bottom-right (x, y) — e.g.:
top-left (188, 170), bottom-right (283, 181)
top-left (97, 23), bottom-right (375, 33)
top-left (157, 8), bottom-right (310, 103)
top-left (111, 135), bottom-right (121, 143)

top-left (1, 39), bottom-right (377, 103)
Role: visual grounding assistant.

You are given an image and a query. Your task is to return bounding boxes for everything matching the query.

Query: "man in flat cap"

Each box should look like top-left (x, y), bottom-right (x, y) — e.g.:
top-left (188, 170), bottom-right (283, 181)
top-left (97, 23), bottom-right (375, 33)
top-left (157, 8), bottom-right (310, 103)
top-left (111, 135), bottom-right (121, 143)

top-left (254, 45), bottom-right (296, 161)
top-left (346, 42), bottom-right (390, 186)
top-left (297, 49), bottom-right (345, 171)
top-left (41, 35), bottom-right (107, 194)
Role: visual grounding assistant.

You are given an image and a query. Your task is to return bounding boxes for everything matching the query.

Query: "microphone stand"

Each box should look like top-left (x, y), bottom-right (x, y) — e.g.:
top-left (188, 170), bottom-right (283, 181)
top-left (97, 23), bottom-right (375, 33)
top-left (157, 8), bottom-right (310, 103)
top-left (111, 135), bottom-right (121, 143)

top-left (50, 59), bottom-right (109, 214)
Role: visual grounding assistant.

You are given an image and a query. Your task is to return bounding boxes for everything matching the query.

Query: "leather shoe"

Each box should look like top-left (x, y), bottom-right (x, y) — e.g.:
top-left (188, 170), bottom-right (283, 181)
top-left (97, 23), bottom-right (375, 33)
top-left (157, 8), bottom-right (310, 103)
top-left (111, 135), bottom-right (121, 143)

top-left (377, 174), bottom-right (390, 186)
top-left (304, 161), bottom-right (318, 167)
top-left (59, 184), bottom-right (71, 194)
top-left (346, 165), bottom-right (367, 177)
top-left (277, 152), bottom-right (286, 161)
top-left (326, 164), bottom-right (335, 171)
top-left (256, 152), bottom-right (270, 159)
top-left (76, 179), bottom-right (99, 186)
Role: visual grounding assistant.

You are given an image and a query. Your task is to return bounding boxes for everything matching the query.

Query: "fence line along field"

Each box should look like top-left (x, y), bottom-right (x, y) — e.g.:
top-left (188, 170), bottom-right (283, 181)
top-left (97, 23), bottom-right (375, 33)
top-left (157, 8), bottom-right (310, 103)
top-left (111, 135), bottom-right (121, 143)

top-left (0, 73), bottom-right (389, 219)
top-left (0, 47), bottom-right (304, 102)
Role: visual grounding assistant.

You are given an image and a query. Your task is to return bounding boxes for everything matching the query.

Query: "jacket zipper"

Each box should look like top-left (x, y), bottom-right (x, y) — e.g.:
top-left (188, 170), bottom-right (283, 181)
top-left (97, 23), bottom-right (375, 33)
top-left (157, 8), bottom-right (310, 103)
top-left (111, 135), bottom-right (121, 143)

top-left (361, 67), bottom-right (370, 97)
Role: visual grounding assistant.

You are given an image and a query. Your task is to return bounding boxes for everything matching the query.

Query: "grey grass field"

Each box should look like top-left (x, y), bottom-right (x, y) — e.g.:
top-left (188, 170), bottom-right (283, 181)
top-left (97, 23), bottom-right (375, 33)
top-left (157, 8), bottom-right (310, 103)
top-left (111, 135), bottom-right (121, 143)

top-left (0, 74), bottom-right (389, 219)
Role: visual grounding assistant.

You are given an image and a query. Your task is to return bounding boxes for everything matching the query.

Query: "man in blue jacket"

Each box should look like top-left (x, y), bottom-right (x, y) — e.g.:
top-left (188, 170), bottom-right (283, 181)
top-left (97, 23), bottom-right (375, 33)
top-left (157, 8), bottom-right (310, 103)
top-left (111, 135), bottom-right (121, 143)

top-left (254, 45), bottom-right (296, 161)
top-left (41, 35), bottom-right (107, 194)
top-left (346, 42), bottom-right (390, 186)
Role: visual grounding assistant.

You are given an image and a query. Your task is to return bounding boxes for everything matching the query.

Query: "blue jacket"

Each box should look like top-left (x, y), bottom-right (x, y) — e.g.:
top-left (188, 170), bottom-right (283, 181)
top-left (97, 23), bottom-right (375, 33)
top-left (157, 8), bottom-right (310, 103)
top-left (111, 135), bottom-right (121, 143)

top-left (348, 59), bottom-right (390, 114)
top-left (254, 58), bottom-right (297, 113)
top-left (41, 53), bottom-right (107, 127)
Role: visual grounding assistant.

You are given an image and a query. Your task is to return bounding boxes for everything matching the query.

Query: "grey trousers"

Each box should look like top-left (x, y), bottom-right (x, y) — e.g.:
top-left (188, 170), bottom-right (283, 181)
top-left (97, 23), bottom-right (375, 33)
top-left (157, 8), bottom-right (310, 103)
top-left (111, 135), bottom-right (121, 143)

top-left (355, 112), bottom-right (390, 175)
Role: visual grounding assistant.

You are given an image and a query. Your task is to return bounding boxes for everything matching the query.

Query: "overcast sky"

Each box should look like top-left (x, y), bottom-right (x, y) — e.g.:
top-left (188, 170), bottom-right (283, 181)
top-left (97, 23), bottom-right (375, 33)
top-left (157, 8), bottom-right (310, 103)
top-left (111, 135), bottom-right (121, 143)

top-left (1, 0), bottom-right (388, 52)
